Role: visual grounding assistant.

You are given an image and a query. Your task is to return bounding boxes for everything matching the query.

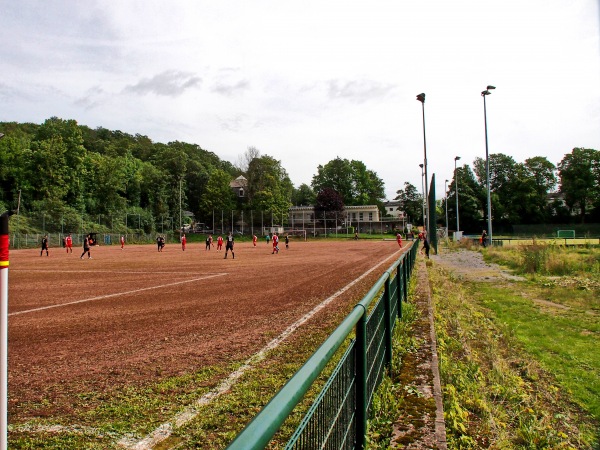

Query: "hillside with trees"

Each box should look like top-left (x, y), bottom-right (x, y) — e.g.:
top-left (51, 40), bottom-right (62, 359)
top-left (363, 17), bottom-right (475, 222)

top-left (0, 118), bottom-right (240, 233)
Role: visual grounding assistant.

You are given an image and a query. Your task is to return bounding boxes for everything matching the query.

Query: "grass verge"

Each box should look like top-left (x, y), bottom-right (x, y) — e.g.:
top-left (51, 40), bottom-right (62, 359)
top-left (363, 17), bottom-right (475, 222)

top-left (429, 262), bottom-right (599, 449)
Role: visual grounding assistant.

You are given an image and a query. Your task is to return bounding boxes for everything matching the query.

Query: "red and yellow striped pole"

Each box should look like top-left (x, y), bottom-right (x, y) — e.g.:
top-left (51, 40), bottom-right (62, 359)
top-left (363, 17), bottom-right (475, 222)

top-left (0, 211), bottom-right (11, 450)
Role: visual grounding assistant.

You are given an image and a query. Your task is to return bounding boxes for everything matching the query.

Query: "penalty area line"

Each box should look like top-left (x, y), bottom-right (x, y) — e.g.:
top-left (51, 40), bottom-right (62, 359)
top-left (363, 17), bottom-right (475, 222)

top-left (120, 248), bottom-right (403, 450)
top-left (9, 273), bottom-right (228, 317)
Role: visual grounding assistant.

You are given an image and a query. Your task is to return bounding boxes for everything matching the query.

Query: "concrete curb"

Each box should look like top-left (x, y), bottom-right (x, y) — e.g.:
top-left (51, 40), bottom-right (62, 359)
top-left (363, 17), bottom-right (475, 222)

top-left (421, 259), bottom-right (448, 449)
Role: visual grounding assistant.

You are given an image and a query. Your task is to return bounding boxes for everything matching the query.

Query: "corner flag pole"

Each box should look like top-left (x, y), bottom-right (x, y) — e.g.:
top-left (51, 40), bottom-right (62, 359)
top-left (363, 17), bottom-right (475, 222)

top-left (0, 210), bottom-right (12, 450)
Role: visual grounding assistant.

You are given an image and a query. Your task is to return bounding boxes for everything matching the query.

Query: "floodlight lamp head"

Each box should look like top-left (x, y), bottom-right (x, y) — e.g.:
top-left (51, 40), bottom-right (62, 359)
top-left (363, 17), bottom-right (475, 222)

top-left (487, 85), bottom-right (496, 90)
top-left (416, 93), bottom-right (425, 103)
top-left (482, 90), bottom-right (490, 96)
top-left (419, 163), bottom-right (424, 168)
top-left (455, 156), bottom-right (461, 161)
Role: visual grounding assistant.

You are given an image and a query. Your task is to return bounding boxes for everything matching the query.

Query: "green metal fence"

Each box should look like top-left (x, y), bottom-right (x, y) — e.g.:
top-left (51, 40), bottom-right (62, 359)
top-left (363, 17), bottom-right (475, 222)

top-left (227, 241), bottom-right (419, 450)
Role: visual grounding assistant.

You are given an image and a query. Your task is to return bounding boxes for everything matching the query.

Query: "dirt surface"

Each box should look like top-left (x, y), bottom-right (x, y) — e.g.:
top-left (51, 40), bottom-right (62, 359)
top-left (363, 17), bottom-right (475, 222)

top-left (430, 249), bottom-right (524, 282)
top-left (7, 240), bottom-right (405, 428)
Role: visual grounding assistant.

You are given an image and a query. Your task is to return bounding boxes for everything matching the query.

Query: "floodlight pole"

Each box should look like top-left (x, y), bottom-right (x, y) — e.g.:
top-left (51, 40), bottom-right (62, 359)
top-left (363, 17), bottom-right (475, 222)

top-left (419, 164), bottom-right (425, 229)
top-left (445, 179), bottom-right (449, 234)
top-left (416, 93), bottom-right (429, 236)
top-left (455, 156), bottom-right (461, 232)
top-left (482, 85), bottom-right (495, 244)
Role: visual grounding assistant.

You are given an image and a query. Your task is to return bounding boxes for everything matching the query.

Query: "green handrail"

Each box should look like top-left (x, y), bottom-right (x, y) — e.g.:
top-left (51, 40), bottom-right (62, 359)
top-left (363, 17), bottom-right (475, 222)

top-left (227, 242), bottom-right (417, 449)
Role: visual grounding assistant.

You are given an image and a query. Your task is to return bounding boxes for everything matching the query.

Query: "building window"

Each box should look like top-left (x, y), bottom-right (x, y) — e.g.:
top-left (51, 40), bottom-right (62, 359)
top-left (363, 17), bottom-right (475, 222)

top-left (369, 212), bottom-right (373, 221)
top-left (359, 212), bottom-right (363, 221)
top-left (352, 213), bottom-right (356, 220)
top-left (238, 188), bottom-right (244, 197)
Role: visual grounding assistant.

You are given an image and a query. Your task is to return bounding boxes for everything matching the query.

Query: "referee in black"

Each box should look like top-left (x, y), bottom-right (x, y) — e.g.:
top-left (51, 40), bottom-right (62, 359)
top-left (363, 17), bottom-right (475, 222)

top-left (224, 232), bottom-right (234, 259)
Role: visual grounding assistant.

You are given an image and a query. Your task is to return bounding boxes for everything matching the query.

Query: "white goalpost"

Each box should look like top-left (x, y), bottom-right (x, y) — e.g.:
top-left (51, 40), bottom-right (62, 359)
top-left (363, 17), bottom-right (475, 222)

top-left (284, 229), bottom-right (307, 241)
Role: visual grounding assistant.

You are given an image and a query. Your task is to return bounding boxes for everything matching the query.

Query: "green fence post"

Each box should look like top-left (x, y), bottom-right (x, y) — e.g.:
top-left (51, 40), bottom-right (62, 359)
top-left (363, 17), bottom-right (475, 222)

top-left (384, 276), bottom-right (392, 372)
top-left (355, 305), bottom-right (367, 450)
top-left (397, 260), bottom-right (403, 319)
top-left (403, 256), bottom-right (408, 303)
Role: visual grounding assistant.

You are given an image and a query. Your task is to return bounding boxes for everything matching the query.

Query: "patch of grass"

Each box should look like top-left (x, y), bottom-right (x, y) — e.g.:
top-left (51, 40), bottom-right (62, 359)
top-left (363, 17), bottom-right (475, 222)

top-left (485, 243), bottom-right (600, 278)
top-left (10, 365), bottom-right (235, 449)
top-left (167, 307), bottom-right (356, 449)
top-left (476, 283), bottom-right (600, 422)
top-left (429, 264), bottom-right (599, 448)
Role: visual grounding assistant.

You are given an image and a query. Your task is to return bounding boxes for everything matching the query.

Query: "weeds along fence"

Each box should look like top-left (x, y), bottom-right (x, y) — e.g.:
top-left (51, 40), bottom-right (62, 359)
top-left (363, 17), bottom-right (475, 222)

top-left (227, 241), bottom-right (419, 450)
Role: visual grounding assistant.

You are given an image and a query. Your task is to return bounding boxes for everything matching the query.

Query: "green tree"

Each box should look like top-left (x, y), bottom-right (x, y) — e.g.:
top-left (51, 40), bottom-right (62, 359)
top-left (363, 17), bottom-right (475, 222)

top-left (291, 183), bottom-right (316, 206)
top-left (394, 182), bottom-right (422, 226)
top-left (558, 148), bottom-right (600, 223)
top-left (312, 157), bottom-right (385, 207)
top-left (0, 133), bottom-right (32, 208)
top-left (246, 154), bottom-right (292, 218)
top-left (448, 165), bottom-right (483, 233)
top-left (198, 169), bottom-right (235, 221)
top-left (28, 137), bottom-right (69, 201)
top-left (84, 152), bottom-right (128, 216)
top-left (35, 117), bottom-right (87, 209)
top-left (314, 187), bottom-right (344, 221)
top-left (474, 154), bottom-right (558, 225)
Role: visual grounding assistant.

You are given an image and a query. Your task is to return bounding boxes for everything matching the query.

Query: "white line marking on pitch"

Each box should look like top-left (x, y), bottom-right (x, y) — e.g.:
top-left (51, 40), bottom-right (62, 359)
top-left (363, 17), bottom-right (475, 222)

top-left (12, 270), bottom-right (193, 274)
top-left (119, 249), bottom-right (403, 450)
top-left (9, 273), bottom-right (228, 317)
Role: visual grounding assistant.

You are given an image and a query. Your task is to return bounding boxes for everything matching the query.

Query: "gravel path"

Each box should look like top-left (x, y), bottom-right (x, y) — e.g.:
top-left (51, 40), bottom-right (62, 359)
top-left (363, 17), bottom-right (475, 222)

top-left (430, 249), bottom-right (524, 282)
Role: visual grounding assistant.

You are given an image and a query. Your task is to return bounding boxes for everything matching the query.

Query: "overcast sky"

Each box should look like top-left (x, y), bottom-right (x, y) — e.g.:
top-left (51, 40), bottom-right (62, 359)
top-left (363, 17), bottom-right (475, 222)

top-left (1, 1), bottom-right (599, 201)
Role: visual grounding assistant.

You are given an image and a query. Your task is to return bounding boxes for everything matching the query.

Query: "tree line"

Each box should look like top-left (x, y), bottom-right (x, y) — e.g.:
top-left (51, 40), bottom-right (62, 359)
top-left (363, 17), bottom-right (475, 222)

top-left (395, 149), bottom-right (600, 233)
top-left (1, 118), bottom-right (597, 235)
top-left (0, 118), bottom-right (385, 234)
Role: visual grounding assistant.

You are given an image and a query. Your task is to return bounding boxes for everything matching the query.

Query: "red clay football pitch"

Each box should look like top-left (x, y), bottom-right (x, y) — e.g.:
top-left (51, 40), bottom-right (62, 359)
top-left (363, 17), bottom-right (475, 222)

top-left (8, 239), bottom-right (405, 427)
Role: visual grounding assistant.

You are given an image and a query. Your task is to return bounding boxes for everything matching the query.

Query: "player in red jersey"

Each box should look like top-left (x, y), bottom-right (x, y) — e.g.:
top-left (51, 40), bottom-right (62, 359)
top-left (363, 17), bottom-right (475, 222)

top-left (216, 235), bottom-right (223, 252)
top-left (272, 233), bottom-right (279, 254)
top-left (65, 233), bottom-right (73, 253)
top-left (396, 232), bottom-right (403, 248)
top-left (252, 234), bottom-right (257, 247)
top-left (181, 233), bottom-right (187, 251)
top-left (120, 235), bottom-right (125, 250)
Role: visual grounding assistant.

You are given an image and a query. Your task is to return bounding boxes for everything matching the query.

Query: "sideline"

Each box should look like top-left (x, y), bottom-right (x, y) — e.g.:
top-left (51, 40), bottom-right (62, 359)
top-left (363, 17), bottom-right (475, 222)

top-left (119, 248), bottom-right (405, 450)
top-left (9, 273), bottom-right (227, 317)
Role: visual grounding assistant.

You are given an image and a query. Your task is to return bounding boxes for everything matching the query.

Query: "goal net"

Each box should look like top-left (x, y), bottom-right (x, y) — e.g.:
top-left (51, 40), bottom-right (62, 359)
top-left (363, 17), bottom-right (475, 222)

top-left (284, 229), bottom-right (307, 241)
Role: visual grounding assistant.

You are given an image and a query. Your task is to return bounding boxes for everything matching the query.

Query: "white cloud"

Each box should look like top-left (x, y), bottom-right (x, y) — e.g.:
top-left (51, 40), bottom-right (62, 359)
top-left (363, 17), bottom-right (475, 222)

top-left (124, 71), bottom-right (202, 97)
